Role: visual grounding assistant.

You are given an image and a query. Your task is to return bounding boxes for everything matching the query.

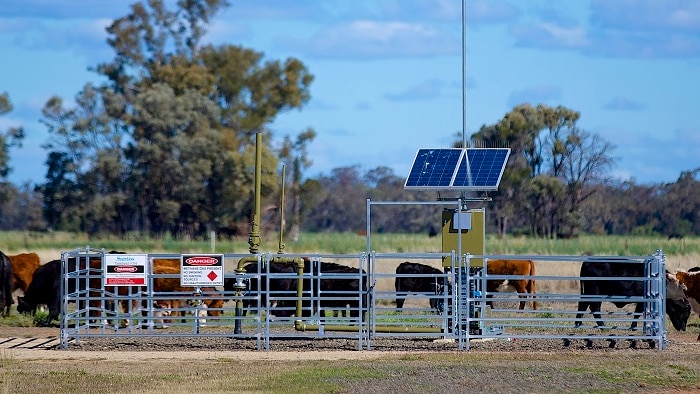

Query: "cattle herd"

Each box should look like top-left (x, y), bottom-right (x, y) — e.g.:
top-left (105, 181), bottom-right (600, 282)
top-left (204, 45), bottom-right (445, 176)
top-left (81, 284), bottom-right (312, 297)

top-left (223, 257), bottom-right (367, 319)
top-left (1, 250), bottom-right (700, 345)
top-left (13, 254), bottom-right (225, 327)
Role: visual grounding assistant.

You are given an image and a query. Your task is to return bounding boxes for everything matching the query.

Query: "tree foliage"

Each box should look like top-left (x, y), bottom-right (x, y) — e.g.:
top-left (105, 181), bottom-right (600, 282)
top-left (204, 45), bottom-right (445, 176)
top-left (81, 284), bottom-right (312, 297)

top-left (0, 93), bottom-right (24, 179)
top-left (0, 92), bottom-right (27, 217)
top-left (37, 0), bottom-right (313, 238)
top-left (470, 103), bottom-right (615, 238)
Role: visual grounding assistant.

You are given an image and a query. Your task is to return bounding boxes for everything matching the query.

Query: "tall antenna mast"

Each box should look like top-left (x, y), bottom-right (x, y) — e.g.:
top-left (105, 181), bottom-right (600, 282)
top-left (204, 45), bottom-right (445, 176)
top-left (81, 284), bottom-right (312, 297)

top-left (461, 0), bottom-right (467, 151)
top-left (461, 0), bottom-right (468, 203)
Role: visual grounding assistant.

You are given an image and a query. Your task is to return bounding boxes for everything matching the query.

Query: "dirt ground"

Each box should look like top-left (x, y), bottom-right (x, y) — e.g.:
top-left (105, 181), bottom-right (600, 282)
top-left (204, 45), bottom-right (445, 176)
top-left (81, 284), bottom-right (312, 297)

top-left (4, 325), bottom-right (700, 393)
top-left (4, 323), bottom-right (700, 359)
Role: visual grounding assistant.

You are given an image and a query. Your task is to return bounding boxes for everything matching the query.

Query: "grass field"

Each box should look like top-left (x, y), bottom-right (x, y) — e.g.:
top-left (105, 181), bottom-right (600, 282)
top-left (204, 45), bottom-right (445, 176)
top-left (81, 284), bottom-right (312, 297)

top-left (3, 231), bottom-right (697, 296)
top-left (2, 348), bottom-right (700, 394)
top-left (2, 232), bottom-right (700, 393)
top-left (3, 231), bottom-right (699, 256)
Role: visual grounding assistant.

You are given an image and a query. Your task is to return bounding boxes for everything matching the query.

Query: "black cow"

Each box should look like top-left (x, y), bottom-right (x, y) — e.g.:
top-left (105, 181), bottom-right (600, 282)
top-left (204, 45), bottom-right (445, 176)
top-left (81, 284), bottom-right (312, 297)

top-left (263, 259), bottom-right (367, 320)
top-left (224, 262), bottom-right (297, 316)
top-left (0, 252), bottom-right (13, 317)
top-left (394, 261), bottom-right (448, 313)
top-left (18, 252), bottom-right (127, 326)
top-left (226, 259), bottom-right (367, 320)
top-left (17, 259), bottom-right (61, 325)
top-left (311, 260), bottom-right (367, 319)
top-left (574, 258), bottom-right (691, 332)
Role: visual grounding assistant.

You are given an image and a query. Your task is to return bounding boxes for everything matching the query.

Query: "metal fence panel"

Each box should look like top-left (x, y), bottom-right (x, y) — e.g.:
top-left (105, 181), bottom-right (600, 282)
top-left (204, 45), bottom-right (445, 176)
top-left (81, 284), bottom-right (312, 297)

top-left (59, 248), bottom-right (670, 351)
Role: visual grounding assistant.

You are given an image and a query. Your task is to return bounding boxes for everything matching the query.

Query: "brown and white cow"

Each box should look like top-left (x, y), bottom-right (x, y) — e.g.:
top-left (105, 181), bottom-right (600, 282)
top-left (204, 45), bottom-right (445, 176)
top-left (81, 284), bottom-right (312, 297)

top-left (117, 258), bottom-right (224, 328)
top-left (485, 259), bottom-right (538, 310)
top-left (149, 260), bottom-right (224, 325)
top-left (675, 269), bottom-right (700, 341)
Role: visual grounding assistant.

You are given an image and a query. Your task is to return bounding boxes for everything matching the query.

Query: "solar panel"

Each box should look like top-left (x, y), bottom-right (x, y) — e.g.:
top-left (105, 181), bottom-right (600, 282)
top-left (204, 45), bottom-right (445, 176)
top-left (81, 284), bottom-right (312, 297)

top-left (404, 148), bottom-right (510, 191)
top-left (452, 148), bottom-right (510, 189)
top-left (403, 149), bottom-right (463, 188)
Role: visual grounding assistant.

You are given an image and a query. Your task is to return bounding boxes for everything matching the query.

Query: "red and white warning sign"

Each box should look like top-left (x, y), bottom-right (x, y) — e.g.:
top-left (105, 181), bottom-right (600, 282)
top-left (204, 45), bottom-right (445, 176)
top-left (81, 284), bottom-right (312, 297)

top-left (180, 254), bottom-right (224, 286)
top-left (104, 254), bottom-right (148, 286)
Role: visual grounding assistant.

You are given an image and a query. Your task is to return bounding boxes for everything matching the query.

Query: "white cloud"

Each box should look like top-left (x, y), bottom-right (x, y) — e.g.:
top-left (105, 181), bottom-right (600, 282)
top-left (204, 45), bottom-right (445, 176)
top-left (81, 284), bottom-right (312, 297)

top-left (384, 78), bottom-right (446, 101)
top-left (507, 85), bottom-right (561, 107)
top-left (279, 20), bottom-right (461, 60)
top-left (603, 97), bottom-right (647, 111)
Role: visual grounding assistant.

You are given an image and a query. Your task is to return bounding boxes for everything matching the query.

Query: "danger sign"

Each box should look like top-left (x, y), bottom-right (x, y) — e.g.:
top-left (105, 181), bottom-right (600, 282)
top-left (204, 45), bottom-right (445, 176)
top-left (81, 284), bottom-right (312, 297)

top-left (104, 254), bottom-right (148, 286)
top-left (181, 254), bottom-right (224, 286)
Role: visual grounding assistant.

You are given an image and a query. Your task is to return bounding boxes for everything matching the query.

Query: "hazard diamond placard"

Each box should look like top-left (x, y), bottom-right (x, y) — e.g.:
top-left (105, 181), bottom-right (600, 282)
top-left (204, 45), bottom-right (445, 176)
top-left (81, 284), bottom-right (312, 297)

top-left (180, 254), bottom-right (224, 287)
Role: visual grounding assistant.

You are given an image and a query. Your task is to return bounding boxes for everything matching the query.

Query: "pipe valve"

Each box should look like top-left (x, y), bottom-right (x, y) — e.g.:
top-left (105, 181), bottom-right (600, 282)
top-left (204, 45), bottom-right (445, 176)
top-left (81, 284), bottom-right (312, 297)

top-left (232, 274), bottom-right (247, 291)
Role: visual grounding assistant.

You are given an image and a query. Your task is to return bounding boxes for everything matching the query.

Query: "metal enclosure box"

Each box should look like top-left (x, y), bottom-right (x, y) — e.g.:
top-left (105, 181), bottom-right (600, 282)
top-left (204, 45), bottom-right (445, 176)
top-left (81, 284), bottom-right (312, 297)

top-left (442, 208), bottom-right (485, 267)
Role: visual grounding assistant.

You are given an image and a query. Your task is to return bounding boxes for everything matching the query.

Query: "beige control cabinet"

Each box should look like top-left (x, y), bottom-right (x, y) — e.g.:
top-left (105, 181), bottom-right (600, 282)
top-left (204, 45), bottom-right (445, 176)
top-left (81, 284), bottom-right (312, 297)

top-left (441, 208), bottom-right (485, 268)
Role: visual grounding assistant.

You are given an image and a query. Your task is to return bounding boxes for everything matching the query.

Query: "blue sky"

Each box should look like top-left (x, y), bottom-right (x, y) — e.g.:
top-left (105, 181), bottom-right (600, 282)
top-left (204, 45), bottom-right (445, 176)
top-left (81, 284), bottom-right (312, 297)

top-left (1, 0), bottom-right (699, 186)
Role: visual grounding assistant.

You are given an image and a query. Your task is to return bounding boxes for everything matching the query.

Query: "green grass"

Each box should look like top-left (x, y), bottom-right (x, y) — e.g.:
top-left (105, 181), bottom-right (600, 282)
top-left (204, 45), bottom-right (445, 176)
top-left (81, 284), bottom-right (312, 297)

top-left (565, 362), bottom-right (699, 387)
top-left (0, 310), bottom-right (39, 328)
top-left (263, 364), bottom-right (385, 394)
top-left (3, 231), bottom-right (699, 256)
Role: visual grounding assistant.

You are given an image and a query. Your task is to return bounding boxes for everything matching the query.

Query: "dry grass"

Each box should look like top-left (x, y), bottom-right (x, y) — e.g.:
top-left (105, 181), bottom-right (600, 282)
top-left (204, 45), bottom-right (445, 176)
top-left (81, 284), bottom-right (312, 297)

top-left (14, 248), bottom-right (699, 296)
top-left (370, 253), bottom-right (700, 295)
top-left (3, 345), bottom-right (700, 393)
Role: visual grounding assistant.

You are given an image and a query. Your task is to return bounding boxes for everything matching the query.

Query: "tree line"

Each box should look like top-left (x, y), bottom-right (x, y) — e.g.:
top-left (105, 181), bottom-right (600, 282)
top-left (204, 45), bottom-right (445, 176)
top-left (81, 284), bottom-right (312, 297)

top-left (0, 1), bottom-right (698, 240)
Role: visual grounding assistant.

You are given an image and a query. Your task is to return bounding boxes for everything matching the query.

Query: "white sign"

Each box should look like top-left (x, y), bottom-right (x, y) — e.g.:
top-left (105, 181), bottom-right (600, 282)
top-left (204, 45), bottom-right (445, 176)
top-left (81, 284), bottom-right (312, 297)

top-left (180, 254), bottom-right (224, 287)
top-left (104, 254), bottom-right (148, 286)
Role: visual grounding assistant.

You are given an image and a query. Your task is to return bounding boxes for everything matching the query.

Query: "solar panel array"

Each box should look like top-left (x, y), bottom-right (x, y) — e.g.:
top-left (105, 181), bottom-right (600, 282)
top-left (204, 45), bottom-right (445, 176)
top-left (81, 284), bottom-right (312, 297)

top-left (404, 148), bottom-right (510, 191)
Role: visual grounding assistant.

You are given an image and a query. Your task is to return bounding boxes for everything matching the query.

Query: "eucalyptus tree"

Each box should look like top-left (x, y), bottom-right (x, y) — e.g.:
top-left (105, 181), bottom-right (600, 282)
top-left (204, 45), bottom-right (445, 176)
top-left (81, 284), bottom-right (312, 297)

top-left (303, 165), bottom-right (369, 233)
top-left (612, 181), bottom-right (662, 235)
top-left (469, 120), bottom-right (532, 237)
top-left (40, 0), bottom-right (314, 237)
top-left (657, 169), bottom-right (700, 236)
top-left (525, 174), bottom-right (565, 238)
top-left (0, 92), bottom-right (25, 206)
top-left (579, 182), bottom-right (620, 235)
top-left (0, 181), bottom-right (45, 231)
top-left (468, 103), bottom-right (615, 237)
top-left (278, 128), bottom-right (316, 241)
top-left (40, 84), bottom-right (129, 234)
top-left (364, 166), bottom-right (439, 234)
top-left (540, 105), bottom-right (580, 178)
top-left (558, 127), bottom-right (616, 236)
top-left (0, 93), bottom-right (24, 171)
top-left (37, 97), bottom-right (86, 231)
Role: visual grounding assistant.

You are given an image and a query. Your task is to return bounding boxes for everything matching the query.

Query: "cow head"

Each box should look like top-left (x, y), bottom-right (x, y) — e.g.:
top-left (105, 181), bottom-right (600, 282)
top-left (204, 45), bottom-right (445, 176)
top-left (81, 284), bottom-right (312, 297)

top-left (16, 296), bottom-right (35, 315)
top-left (667, 297), bottom-right (691, 331)
top-left (666, 272), bottom-right (691, 331)
top-left (153, 301), bottom-right (171, 317)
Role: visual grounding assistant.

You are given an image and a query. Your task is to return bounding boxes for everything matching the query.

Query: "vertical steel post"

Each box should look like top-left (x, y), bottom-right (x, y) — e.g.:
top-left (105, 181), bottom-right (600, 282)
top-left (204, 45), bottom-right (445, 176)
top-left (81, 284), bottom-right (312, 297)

top-left (248, 132), bottom-right (262, 254)
top-left (278, 165), bottom-right (286, 254)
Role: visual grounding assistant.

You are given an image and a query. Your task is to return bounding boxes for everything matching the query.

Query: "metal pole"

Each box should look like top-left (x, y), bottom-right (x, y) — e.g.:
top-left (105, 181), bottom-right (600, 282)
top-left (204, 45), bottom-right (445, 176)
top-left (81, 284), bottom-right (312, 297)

top-left (462, 0), bottom-right (468, 150)
top-left (248, 132), bottom-right (262, 254)
top-left (278, 165), bottom-right (286, 254)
